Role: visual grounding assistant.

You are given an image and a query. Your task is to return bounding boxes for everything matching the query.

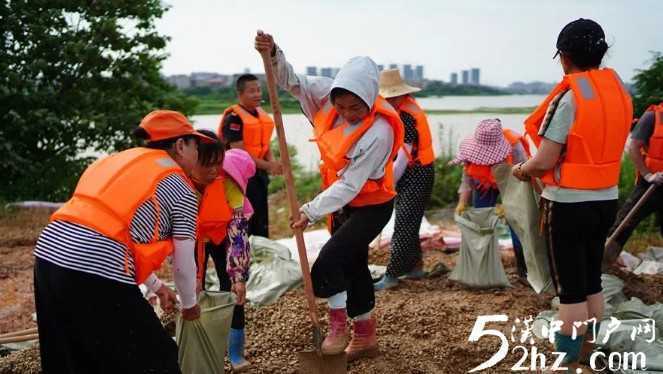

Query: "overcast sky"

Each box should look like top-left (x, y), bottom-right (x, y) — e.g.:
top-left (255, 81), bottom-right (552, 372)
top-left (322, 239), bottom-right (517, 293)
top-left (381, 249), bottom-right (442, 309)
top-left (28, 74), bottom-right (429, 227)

top-left (156, 0), bottom-right (663, 86)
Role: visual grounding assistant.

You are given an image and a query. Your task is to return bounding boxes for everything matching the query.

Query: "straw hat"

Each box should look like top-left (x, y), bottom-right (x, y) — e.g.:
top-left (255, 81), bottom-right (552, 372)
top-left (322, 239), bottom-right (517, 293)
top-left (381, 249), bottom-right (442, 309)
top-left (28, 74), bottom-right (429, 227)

top-left (452, 119), bottom-right (511, 165)
top-left (378, 69), bottom-right (421, 98)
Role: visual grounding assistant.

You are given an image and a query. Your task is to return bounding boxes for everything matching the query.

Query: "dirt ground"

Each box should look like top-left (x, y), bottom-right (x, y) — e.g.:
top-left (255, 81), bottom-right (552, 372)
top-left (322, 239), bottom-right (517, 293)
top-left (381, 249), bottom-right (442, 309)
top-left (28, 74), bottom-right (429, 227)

top-left (2, 208), bottom-right (663, 373)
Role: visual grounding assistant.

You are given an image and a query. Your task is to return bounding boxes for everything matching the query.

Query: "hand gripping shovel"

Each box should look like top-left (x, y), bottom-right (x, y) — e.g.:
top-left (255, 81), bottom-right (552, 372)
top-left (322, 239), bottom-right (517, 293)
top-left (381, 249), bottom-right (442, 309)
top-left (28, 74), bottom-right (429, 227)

top-left (258, 31), bottom-right (347, 374)
top-left (603, 184), bottom-right (657, 270)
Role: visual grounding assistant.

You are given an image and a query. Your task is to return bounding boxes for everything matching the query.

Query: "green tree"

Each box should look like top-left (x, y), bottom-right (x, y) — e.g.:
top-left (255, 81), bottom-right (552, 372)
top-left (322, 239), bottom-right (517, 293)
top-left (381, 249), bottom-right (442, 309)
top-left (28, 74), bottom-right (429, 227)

top-left (632, 52), bottom-right (663, 116)
top-left (0, 0), bottom-right (197, 201)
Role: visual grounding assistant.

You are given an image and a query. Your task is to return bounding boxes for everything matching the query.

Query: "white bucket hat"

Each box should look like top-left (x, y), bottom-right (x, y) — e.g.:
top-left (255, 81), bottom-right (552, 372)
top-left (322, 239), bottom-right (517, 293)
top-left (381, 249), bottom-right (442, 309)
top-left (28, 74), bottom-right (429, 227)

top-left (378, 69), bottom-right (421, 98)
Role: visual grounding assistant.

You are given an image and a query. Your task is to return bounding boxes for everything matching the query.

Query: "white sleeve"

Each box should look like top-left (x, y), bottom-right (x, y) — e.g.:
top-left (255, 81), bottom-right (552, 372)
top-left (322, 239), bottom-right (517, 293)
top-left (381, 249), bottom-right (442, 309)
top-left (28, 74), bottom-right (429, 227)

top-left (393, 146), bottom-right (410, 184)
top-left (143, 272), bottom-right (163, 293)
top-left (172, 238), bottom-right (197, 309)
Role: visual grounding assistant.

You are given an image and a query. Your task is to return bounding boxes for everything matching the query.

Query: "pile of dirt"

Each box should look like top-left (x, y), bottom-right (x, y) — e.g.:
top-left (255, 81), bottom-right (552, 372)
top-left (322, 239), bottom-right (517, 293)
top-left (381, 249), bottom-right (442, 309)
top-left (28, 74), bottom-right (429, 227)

top-left (0, 345), bottom-right (40, 374)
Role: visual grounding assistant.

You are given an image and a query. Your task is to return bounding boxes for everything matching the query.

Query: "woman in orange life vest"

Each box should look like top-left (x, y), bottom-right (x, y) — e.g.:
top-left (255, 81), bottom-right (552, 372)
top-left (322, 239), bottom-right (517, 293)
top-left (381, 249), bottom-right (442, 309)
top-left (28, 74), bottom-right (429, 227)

top-left (373, 69), bottom-right (436, 291)
top-left (512, 19), bottom-right (632, 368)
top-left (33, 110), bottom-right (213, 373)
top-left (450, 118), bottom-right (529, 280)
top-left (190, 129), bottom-right (255, 372)
top-left (255, 31), bottom-right (404, 361)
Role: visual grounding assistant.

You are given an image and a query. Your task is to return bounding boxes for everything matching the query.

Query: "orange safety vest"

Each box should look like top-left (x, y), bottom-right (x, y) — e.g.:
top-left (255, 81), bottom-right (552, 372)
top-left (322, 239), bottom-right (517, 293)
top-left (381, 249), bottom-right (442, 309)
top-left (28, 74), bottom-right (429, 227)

top-left (503, 128), bottom-right (531, 158)
top-left (643, 103), bottom-right (663, 172)
top-left (196, 175), bottom-right (233, 281)
top-left (397, 95), bottom-right (435, 165)
top-left (524, 68), bottom-right (632, 189)
top-left (465, 129), bottom-right (528, 191)
top-left (312, 96), bottom-right (404, 208)
top-left (51, 148), bottom-right (194, 284)
top-left (219, 104), bottom-right (275, 159)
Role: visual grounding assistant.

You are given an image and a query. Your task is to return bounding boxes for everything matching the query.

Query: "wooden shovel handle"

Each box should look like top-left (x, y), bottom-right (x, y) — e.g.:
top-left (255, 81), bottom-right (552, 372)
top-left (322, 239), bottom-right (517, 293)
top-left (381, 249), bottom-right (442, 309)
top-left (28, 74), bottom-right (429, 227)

top-left (606, 184), bottom-right (657, 245)
top-left (258, 48), bottom-right (320, 328)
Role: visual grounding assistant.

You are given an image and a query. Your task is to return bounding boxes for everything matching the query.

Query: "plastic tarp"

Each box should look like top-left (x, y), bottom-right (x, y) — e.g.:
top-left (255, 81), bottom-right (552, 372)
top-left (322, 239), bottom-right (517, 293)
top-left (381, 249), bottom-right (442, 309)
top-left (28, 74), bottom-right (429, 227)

top-left (532, 274), bottom-right (663, 373)
top-left (176, 291), bottom-right (236, 374)
top-left (493, 163), bottom-right (553, 294)
top-left (276, 229), bottom-right (330, 265)
top-left (449, 207), bottom-right (511, 288)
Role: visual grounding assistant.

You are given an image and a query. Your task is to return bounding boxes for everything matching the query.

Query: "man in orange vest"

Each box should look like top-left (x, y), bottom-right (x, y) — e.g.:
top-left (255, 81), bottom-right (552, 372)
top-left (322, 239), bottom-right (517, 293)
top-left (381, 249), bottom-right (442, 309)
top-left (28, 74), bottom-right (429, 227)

top-left (374, 68), bottom-right (436, 290)
top-left (34, 110), bottom-right (212, 373)
top-left (256, 31), bottom-right (403, 362)
top-left (604, 102), bottom-right (663, 265)
top-left (513, 19), bottom-right (631, 370)
top-left (219, 74), bottom-right (282, 238)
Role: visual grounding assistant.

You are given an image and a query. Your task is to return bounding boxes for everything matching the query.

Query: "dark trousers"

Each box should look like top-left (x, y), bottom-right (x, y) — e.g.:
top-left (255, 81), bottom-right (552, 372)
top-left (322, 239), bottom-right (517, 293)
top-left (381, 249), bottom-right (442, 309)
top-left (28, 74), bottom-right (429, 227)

top-left (311, 199), bottom-right (394, 318)
top-left (472, 187), bottom-right (527, 277)
top-left (34, 258), bottom-right (180, 374)
top-left (386, 164), bottom-right (434, 277)
top-left (202, 241), bottom-right (245, 329)
top-left (246, 169), bottom-right (269, 238)
top-left (545, 199), bottom-right (617, 304)
top-left (609, 178), bottom-right (663, 246)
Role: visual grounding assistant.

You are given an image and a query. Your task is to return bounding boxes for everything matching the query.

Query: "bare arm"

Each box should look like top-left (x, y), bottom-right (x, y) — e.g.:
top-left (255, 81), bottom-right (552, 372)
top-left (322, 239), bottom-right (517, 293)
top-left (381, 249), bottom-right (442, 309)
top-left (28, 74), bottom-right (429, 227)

top-left (520, 138), bottom-right (563, 177)
top-left (628, 138), bottom-right (650, 177)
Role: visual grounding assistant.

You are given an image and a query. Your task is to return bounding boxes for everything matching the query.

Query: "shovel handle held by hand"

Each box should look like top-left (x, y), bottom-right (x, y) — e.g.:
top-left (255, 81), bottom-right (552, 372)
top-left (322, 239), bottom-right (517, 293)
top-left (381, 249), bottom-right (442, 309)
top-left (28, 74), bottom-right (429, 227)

top-left (606, 184), bottom-right (657, 245)
top-left (258, 47), bottom-right (321, 329)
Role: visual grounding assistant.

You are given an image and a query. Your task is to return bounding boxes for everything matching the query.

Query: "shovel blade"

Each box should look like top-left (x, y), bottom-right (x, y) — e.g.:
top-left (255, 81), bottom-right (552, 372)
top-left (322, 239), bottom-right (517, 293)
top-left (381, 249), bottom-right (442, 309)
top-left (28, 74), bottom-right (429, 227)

top-left (297, 351), bottom-right (347, 374)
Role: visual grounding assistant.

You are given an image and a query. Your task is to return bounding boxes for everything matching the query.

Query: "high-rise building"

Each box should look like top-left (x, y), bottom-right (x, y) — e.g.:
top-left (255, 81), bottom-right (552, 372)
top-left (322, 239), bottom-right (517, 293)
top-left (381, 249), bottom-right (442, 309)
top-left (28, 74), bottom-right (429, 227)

top-left (377, 64), bottom-right (384, 71)
top-left (461, 70), bottom-right (469, 85)
top-left (450, 72), bottom-right (458, 85)
top-left (403, 64), bottom-right (414, 82)
top-left (306, 66), bottom-right (318, 76)
top-left (470, 68), bottom-right (480, 85)
top-left (389, 63), bottom-right (398, 70)
top-left (415, 65), bottom-right (424, 82)
top-left (321, 67), bottom-right (334, 78)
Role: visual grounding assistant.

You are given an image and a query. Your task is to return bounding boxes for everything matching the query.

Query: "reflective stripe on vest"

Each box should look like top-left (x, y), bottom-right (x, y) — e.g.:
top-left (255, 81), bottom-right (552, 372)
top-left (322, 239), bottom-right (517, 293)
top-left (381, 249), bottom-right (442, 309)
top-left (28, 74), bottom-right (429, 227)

top-left (523, 68), bottom-right (633, 189)
top-left (312, 96), bottom-right (404, 207)
top-left (51, 148), bottom-right (192, 283)
top-left (196, 176), bottom-right (233, 280)
top-left (219, 105), bottom-right (275, 159)
top-left (644, 103), bottom-right (663, 173)
top-left (398, 95), bottom-right (435, 165)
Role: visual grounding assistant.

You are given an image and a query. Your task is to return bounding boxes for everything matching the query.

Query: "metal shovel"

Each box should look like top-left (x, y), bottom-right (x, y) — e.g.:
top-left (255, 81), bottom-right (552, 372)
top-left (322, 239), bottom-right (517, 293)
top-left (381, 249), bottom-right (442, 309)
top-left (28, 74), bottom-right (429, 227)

top-left (258, 31), bottom-right (347, 374)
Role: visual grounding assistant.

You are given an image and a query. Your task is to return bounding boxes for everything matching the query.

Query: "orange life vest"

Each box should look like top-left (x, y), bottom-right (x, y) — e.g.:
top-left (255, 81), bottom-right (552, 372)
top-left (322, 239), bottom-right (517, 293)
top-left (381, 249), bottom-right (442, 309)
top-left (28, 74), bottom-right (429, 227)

top-left (312, 96), bottom-right (404, 207)
top-left (465, 129), bottom-right (528, 191)
top-left (524, 68), bottom-right (632, 189)
top-left (51, 148), bottom-right (194, 284)
top-left (196, 175), bottom-right (233, 281)
top-left (397, 95), bottom-right (435, 165)
top-left (219, 104), bottom-right (275, 159)
top-left (503, 128), bottom-right (531, 158)
top-left (643, 103), bottom-right (663, 173)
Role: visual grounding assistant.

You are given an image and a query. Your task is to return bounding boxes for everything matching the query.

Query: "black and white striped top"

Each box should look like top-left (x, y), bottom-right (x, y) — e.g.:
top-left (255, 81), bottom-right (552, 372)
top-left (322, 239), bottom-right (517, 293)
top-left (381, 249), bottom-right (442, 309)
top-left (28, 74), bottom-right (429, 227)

top-left (34, 174), bottom-right (199, 285)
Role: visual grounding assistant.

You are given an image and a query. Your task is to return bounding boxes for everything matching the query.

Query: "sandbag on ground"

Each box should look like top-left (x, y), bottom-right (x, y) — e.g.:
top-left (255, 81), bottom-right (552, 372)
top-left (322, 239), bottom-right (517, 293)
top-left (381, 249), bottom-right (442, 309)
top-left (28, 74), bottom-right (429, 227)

top-left (176, 291), bottom-right (235, 374)
top-left (493, 163), bottom-right (553, 293)
top-left (449, 207), bottom-right (510, 288)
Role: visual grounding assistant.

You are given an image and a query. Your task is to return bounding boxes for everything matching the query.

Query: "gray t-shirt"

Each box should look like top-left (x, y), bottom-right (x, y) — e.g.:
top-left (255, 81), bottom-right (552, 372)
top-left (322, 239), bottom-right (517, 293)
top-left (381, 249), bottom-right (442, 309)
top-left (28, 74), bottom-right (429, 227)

top-left (630, 111), bottom-right (656, 144)
top-left (540, 91), bottom-right (619, 203)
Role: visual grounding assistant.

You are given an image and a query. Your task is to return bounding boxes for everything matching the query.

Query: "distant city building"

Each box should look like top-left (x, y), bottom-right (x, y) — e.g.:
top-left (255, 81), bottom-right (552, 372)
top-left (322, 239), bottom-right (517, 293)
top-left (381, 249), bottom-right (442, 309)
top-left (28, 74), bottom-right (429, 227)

top-left (415, 65), bottom-right (424, 82)
top-left (461, 70), bottom-right (469, 85)
top-left (470, 68), bottom-right (480, 85)
top-left (389, 63), bottom-right (398, 70)
top-left (506, 81), bottom-right (556, 94)
top-left (167, 74), bottom-right (192, 89)
top-left (320, 67), bottom-right (334, 78)
top-left (377, 64), bottom-right (384, 71)
top-left (450, 72), bottom-right (458, 85)
top-left (243, 68), bottom-right (251, 74)
top-left (191, 72), bottom-right (223, 88)
top-left (403, 64), bottom-right (414, 82)
top-left (306, 66), bottom-right (318, 76)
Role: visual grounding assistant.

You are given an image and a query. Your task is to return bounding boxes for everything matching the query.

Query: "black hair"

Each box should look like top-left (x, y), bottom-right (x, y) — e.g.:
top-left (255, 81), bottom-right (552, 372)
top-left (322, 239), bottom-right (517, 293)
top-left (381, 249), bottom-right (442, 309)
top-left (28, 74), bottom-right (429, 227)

top-left (236, 74), bottom-right (259, 93)
top-left (556, 18), bottom-right (609, 70)
top-left (196, 129), bottom-right (225, 167)
top-left (132, 127), bottom-right (198, 150)
top-left (329, 87), bottom-right (366, 107)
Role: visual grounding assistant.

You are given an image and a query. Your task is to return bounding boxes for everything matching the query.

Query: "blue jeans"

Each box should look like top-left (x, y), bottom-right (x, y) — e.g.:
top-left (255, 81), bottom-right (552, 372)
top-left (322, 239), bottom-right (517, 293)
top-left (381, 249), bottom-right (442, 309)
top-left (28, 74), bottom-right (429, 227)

top-left (472, 187), bottom-right (527, 277)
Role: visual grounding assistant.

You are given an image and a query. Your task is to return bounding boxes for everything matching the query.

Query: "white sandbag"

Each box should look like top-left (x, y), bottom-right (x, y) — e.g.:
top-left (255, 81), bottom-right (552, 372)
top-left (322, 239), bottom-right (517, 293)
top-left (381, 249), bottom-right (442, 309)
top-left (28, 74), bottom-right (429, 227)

top-left (449, 207), bottom-right (510, 288)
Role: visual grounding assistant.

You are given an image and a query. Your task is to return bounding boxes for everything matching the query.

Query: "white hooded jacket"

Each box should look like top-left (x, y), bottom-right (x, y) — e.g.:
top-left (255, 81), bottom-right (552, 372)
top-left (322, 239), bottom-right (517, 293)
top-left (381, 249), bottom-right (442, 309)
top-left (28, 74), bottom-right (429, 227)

top-left (273, 47), bottom-right (395, 222)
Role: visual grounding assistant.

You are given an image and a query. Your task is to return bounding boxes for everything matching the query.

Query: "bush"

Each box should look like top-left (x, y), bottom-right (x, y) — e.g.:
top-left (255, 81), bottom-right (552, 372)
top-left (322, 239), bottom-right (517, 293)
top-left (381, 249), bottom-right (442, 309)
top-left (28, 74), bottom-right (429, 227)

top-left (269, 140), bottom-right (321, 202)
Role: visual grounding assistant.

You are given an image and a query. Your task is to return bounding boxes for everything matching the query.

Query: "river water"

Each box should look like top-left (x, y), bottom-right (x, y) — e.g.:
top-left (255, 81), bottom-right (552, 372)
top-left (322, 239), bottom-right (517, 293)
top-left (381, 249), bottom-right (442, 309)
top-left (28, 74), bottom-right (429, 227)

top-left (191, 95), bottom-right (545, 171)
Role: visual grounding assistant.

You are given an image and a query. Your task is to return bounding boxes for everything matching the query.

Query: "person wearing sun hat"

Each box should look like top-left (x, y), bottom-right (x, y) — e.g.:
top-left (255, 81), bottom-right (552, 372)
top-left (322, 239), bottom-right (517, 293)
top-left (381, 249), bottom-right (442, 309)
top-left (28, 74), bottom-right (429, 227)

top-left (513, 19), bottom-right (632, 370)
top-left (374, 68), bottom-right (436, 291)
top-left (452, 118), bottom-right (529, 280)
top-left (33, 109), bottom-right (213, 373)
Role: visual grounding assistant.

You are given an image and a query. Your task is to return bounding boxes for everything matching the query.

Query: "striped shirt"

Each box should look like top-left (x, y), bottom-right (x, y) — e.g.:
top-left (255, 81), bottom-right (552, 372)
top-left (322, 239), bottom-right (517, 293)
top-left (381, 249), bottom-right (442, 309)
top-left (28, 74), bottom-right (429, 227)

top-left (34, 174), bottom-right (199, 285)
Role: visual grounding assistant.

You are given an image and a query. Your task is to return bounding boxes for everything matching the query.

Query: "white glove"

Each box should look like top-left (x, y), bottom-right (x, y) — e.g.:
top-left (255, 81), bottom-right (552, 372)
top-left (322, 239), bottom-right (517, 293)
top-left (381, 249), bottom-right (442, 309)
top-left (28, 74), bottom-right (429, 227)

top-left (644, 172), bottom-right (663, 185)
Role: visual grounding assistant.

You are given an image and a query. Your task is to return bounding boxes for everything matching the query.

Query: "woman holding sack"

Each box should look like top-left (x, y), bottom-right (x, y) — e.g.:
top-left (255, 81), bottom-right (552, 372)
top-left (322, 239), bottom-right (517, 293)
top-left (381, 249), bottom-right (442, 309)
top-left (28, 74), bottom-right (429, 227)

top-left (191, 129), bottom-right (255, 372)
top-left (255, 31), bottom-right (403, 361)
top-left (513, 19), bottom-right (632, 369)
top-left (374, 68), bottom-right (435, 291)
top-left (33, 110), bottom-right (212, 373)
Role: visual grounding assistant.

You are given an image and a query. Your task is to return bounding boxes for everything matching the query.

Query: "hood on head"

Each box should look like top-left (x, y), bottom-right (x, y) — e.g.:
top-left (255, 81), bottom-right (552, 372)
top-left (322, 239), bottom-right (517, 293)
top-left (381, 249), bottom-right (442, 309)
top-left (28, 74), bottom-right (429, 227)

top-left (331, 56), bottom-right (379, 109)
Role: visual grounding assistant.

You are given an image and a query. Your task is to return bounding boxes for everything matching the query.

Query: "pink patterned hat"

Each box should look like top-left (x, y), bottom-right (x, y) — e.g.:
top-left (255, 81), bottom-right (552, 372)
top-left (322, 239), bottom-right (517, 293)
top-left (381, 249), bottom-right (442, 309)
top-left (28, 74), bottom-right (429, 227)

top-left (452, 119), bottom-right (511, 165)
top-left (222, 149), bottom-right (256, 217)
